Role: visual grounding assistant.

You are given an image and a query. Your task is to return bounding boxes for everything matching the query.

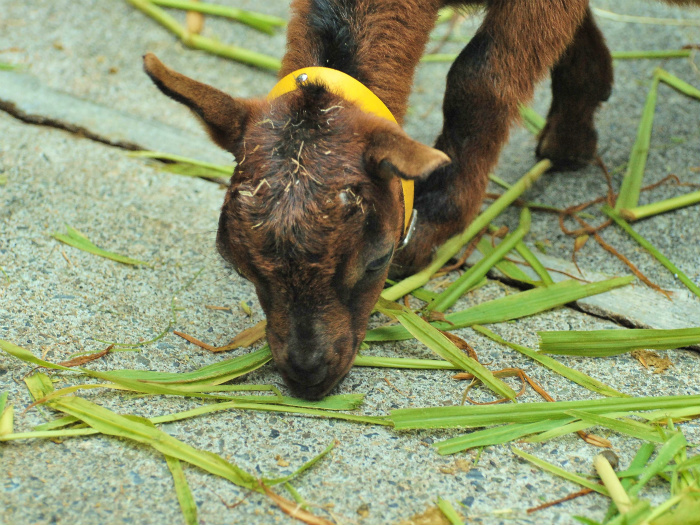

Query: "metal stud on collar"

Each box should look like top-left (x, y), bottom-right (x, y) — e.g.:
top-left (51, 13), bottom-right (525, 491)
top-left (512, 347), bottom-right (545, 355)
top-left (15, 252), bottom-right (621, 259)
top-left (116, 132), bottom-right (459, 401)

top-left (397, 209), bottom-right (418, 251)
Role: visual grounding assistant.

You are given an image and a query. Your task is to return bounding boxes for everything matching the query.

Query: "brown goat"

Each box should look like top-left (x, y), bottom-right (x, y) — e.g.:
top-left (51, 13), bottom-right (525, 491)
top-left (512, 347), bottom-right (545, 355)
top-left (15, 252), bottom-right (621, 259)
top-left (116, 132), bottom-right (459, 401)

top-left (144, 0), bottom-right (699, 399)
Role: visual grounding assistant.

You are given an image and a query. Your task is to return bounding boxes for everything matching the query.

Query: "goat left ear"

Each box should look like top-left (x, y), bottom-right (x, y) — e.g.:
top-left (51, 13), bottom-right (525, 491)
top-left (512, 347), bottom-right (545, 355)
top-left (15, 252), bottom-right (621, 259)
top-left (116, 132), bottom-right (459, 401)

top-left (365, 126), bottom-right (451, 181)
top-left (143, 53), bottom-right (261, 152)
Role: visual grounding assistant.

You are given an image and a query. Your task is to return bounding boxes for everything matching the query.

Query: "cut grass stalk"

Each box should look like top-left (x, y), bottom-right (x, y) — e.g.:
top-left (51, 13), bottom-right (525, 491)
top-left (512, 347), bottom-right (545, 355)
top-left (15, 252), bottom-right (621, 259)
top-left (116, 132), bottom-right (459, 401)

top-left (655, 68), bottom-right (700, 100)
top-left (433, 419), bottom-right (570, 455)
top-left (603, 206), bottom-right (700, 299)
top-left (129, 150), bottom-right (234, 178)
top-left (51, 396), bottom-right (259, 490)
top-left (0, 394), bottom-right (13, 436)
top-left (514, 241), bottom-right (554, 285)
top-left (512, 447), bottom-right (610, 496)
top-left (428, 208), bottom-right (532, 312)
top-left (591, 7), bottom-right (700, 27)
top-left (519, 105), bottom-right (546, 134)
top-left (389, 394), bottom-right (700, 430)
top-left (149, 0), bottom-right (286, 34)
top-left (383, 159), bottom-right (551, 301)
top-left (619, 190), bottom-right (700, 222)
top-left (165, 454), bottom-right (198, 525)
top-left (368, 276), bottom-right (633, 342)
top-left (1, 396), bottom-right (386, 443)
top-left (538, 327), bottom-right (700, 357)
top-left (437, 497), bottom-right (464, 525)
top-left (566, 410), bottom-right (665, 444)
top-left (612, 49), bottom-right (693, 60)
top-left (104, 346), bottom-right (273, 386)
top-left (603, 443), bottom-right (655, 522)
top-left (375, 298), bottom-right (517, 401)
top-left (594, 454), bottom-right (632, 514)
top-left (614, 75), bottom-right (659, 211)
top-left (629, 432), bottom-right (688, 498)
top-left (479, 236), bottom-right (538, 285)
top-left (473, 325), bottom-right (627, 398)
top-left (0, 336), bottom-right (272, 389)
top-left (354, 355), bottom-right (458, 370)
top-left (51, 226), bottom-right (151, 266)
top-left (125, 0), bottom-right (281, 71)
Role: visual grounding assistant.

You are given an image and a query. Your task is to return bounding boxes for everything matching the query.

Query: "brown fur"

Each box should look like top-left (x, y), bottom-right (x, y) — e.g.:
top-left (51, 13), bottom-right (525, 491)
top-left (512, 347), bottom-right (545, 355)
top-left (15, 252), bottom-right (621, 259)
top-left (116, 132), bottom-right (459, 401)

top-left (144, 0), bottom-right (700, 399)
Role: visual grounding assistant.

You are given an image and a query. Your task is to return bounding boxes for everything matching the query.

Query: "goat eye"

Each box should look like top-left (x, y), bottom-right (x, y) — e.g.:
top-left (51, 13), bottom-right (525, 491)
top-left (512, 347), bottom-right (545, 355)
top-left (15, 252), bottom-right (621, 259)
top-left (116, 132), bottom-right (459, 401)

top-left (366, 249), bottom-right (394, 273)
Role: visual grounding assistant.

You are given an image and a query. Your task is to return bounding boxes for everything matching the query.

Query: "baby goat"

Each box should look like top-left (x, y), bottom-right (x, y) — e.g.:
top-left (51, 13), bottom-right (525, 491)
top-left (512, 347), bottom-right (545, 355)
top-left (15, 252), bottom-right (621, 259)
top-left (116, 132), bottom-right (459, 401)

top-left (144, 0), bottom-right (699, 399)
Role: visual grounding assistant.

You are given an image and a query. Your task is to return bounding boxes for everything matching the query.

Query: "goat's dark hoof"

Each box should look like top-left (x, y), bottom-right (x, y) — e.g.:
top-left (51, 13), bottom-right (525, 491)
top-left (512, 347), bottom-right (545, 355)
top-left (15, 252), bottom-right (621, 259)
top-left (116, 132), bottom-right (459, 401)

top-left (536, 119), bottom-right (598, 171)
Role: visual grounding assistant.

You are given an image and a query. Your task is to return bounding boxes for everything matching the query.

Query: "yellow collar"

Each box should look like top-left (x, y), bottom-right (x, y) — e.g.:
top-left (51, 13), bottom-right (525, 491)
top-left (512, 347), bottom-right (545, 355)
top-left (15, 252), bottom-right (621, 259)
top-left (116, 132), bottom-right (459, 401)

top-left (267, 67), bottom-right (414, 236)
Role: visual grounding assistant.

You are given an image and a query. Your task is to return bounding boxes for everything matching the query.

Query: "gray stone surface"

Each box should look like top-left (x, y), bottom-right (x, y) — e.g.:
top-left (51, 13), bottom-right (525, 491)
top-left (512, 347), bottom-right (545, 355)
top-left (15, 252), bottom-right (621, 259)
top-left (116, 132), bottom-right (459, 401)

top-left (1, 1), bottom-right (700, 525)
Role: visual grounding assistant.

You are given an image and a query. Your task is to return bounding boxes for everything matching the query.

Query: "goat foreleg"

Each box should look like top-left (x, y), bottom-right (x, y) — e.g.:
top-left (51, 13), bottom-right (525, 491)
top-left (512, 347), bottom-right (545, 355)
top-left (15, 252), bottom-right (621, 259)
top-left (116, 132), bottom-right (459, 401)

top-left (392, 0), bottom-right (590, 276)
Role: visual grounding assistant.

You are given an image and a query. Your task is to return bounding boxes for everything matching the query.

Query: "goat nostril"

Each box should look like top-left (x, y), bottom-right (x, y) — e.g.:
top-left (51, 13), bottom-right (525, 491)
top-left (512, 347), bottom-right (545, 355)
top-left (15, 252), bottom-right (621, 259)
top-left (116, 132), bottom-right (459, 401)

top-left (286, 352), bottom-right (328, 386)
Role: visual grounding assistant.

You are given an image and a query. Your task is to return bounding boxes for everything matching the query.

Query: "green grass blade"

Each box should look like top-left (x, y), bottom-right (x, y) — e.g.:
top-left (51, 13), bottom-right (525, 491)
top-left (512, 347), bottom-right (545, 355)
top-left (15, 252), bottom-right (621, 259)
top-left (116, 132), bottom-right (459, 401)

top-left (473, 325), bottom-right (628, 398)
top-left (615, 75), bottom-right (659, 211)
top-left (512, 447), bottom-right (610, 496)
top-left (437, 497), bottom-right (464, 525)
top-left (565, 410), bottom-right (665, 443)
top-left (655, 68), bottom-right (700, 100)
top-left (33, 416), bottom-right (81, 431)
top-left (519, 105), bottom-right (546, 134)
top-left (0, 392), bottom-right (8, 416)
top-left (187, 33), bottom-right (282, 71)
top-left (165, 455), bottom-right (198, 525)
top-left (428, 209), bottom-right (531, 312)
top-left (50, 396), bottom-right (258, 489)
top-left (628, 432), bottom-right (687, 498)
top-left (0, 340), bottom-right (74, 371)
top-left (383, 160), bottom-right (551, 301)
top-left (434, 419), bottom-right (570, 455)
top-left (375, 298), bottom-right (517, 400)
top-left (368, 277), bottom-right (633, 342)
top-left (149, 0), bottom-right (286, 34)
top-left (0, 396), bottom-right (13, 437)
top-left (514, 241), bottom-right (554, 285)
top-left (128, 150), bottom-right (234, 174)
top-left (539, 327), bottom-right (700, 356)
top-left (104, 346), bottom-right (272, 385)
top-left (621, 190), bottom-right (700, 222)
top-left (389, 394), bottom-right (700, 430)
top-left (354, 355), bottom-right (458, 370)
top-left (51, 226), bottom-right (151, 266)
top-left (603, 206), bottom-right (700, 299)
top-left (482, 239), bottom-right (539, 285)
top-left (612, 50), bottom-right (693, 60)
top-left (125, 0), bottom-right (281, 71)
top-left (264, 441), bottom-right (336, 486)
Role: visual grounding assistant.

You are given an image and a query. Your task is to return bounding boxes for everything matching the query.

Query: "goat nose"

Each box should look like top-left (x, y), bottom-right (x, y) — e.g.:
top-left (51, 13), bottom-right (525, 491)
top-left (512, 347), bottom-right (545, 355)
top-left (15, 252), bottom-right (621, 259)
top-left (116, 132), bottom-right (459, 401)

top-left (286, 350), bottom-right (328, 386)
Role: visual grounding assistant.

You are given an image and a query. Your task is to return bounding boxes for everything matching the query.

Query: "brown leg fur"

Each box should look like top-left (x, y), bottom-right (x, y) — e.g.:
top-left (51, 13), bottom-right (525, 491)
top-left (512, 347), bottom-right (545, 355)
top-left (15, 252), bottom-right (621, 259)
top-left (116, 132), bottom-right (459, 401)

top-left (392, 0), bottom-right (590, 275)
top-left (536, 8), bottom-right (613, 169)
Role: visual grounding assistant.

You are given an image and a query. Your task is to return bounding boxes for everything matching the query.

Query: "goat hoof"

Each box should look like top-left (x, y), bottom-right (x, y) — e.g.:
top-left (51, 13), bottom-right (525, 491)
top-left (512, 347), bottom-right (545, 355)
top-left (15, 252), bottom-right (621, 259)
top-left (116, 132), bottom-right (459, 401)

top-left (536, 120), bottom-right (598, 171)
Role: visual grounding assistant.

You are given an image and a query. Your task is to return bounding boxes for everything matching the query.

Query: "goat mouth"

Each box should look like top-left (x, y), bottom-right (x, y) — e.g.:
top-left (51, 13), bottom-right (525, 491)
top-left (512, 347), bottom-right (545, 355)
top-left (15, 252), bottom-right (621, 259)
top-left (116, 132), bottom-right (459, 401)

top-left (284, 375), bottom-right (336, 401)
top-left (282, 357), bottom-right (355, 401)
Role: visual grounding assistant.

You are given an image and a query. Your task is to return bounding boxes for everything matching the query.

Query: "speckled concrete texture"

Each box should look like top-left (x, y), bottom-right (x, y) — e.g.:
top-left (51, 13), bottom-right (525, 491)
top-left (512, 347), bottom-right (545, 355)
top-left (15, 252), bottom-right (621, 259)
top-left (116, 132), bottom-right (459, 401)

top-left (1, 1), bottom-right (700, 525)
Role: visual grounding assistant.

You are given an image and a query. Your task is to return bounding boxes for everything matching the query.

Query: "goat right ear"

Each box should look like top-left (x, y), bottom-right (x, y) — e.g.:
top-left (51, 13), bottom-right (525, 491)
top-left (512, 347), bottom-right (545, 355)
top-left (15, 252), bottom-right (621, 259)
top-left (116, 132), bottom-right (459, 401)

top-left (143, 53), bottom-right (260, 152)
top-left (364, 124), bottom-right (451, 182)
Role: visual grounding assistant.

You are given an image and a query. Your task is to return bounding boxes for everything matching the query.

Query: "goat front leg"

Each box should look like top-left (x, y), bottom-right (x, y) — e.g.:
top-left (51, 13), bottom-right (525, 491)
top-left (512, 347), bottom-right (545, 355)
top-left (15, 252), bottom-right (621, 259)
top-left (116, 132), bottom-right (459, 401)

top-left (391, 0), bottom-right (589, 277)
top-left (537, 8), bottom-right (613, 168)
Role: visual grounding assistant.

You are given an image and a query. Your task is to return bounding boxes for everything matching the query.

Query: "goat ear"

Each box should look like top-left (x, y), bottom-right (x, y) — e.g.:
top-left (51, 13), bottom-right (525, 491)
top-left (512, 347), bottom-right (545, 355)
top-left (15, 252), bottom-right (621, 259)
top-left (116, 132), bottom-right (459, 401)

top-left (365, 126), bottom-right (451, 181)
top-left (143, 53), bottom-right (260, 151)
